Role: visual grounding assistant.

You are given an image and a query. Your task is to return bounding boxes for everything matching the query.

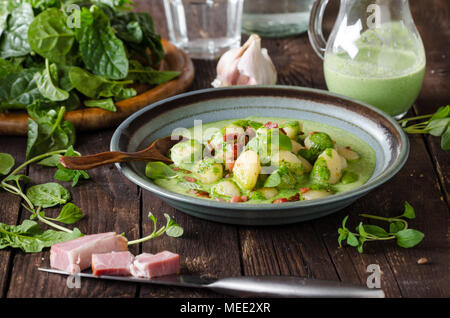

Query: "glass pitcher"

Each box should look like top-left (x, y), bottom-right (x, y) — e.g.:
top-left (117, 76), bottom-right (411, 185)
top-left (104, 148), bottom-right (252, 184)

top-left (308, 0), bottom-right (426, 118)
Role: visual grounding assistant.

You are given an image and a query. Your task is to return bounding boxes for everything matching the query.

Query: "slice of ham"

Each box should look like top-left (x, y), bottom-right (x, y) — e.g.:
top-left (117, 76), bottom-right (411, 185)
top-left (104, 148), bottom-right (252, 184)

top-left (92, 251), bottom-right (135, 276)
top-left (50, 232), bottom-right (128, 274)
top-left (130, 251), bottom-right (180, 278)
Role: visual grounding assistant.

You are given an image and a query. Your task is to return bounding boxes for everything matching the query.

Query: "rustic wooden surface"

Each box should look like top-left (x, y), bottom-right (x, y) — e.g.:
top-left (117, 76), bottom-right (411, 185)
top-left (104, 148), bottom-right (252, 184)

top-left (0, 0), bottom-right (449, 298)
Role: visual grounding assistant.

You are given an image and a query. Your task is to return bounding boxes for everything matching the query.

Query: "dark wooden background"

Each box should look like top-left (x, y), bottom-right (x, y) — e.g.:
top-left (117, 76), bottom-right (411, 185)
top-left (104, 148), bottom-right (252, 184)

top-left (0, 0), bottom-right (449, 298)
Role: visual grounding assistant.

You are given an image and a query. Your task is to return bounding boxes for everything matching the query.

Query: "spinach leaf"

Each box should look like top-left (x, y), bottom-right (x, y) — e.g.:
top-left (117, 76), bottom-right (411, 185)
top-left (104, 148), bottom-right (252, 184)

top-left (93, 0), bottom-right (133, 10)
top-left (75, 6), bottom-right (129, 80)
top-left (69, 66), bottom-right (134, 99)
top-left (109, 11), bottom-right (164, 66)
top-left (54, 146), bottom-right (90, 187)
top-left (0, 219), bottom-right (82, 253)
top-left (0, 2), bottom-right (34, 59)
top-left (127, 60), bottom-right (180, 85)
top-left (28, 7), bottom-right (76, 64)
top-left (52, 202), bottom-right (83, 224)
top-left (26, 182), bottom-right (71, 208)
top-left (37, 154), bottom-right (61, 167)
top-left (0, 2), bottom-right (10, 40)
top-left (34, 60), bottom-right (70, 101)
top-left (84, 98), bottom-right (116, 112)
top-left (26, 104), bottom-right (75, 159)
top-left (0, 68), bottom-right (41, 110)
top-left (26, 0), bottom-right (62, 12)
top-left (145, 162), bottom-right (176, 180)
top-left (0, 57), bottom-right (22, 79)
top-left (0, 152), bottom-right (15, 175)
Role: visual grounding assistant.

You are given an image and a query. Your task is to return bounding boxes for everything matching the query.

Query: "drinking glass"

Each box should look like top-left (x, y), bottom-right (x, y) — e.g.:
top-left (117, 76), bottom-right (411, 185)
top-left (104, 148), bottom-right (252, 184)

top-left (308, 0), bottom-right (426, 118)
top-left (242, 0), bottom-right (315, 37)
top-left (163, 0), bottom-right (244, 60)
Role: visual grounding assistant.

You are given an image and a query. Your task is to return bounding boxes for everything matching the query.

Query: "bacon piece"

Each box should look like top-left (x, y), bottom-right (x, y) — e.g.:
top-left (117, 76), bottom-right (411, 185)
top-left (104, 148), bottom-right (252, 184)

top-left (50, 232), bottom-right (128, 274)
top-left (92, 251), bottom-right (135, 276)
top-left (130, 251), bottom-right (180, 279)
top-left (264, 121), bottom-right (278, 129)
top-left (272, 198), bottom-right (288, 203)
top-left (184, 176), bottom-right (197, 182)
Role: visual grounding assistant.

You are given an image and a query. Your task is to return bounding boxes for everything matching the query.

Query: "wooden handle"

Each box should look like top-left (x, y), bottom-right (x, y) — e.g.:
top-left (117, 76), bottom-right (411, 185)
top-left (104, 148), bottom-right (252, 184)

top-left (60, 148), bottom-right (173, 170)
top-left (60, 151), bottom-right (133, 170)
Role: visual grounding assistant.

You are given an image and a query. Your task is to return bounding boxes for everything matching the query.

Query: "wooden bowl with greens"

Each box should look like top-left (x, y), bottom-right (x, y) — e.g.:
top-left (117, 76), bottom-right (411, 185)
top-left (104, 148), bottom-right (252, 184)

top-left (0, 0), bottom-right (194, 136)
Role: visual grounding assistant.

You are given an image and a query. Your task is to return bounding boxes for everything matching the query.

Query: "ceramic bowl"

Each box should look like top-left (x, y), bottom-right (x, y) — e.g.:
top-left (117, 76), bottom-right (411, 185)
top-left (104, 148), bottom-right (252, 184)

top-left (111, 86), bottom-right (409, 225)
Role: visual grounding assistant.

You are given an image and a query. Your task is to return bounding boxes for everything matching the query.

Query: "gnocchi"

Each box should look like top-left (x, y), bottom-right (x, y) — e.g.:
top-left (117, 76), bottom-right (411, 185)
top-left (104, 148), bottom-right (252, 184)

top-left (233, 150), bottom-right (261, 190)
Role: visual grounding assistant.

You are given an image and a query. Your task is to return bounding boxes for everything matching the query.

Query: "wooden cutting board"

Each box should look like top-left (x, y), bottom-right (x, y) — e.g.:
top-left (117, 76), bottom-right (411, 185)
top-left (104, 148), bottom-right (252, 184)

top-left (0, 39), bottom-right (195, 136)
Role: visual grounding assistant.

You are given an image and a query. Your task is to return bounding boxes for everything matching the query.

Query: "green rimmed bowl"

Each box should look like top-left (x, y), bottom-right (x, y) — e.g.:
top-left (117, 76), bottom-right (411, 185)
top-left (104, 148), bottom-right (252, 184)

top-left (111, 86), bottom-right (409, 225)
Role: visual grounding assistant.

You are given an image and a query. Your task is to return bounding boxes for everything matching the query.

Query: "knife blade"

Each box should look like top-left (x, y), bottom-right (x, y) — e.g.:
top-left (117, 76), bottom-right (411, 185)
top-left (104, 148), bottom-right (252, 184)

top-left (38, 267), bottom-right (385, 298)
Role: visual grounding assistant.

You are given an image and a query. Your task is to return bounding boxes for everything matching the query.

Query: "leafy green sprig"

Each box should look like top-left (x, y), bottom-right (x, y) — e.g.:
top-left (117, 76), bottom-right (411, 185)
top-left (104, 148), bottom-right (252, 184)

top-left (128, 212), bottom-right (183, 246)
top-left (338, 202), bottom-right (424, 253)
top-left (399, 105), bottom-right (450, 150)
top-left (0, 150), bottom-right (84, 234)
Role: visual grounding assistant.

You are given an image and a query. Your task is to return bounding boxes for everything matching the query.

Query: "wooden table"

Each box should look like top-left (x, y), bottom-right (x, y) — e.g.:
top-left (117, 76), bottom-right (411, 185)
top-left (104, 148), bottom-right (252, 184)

top-left (0, 0), bottom-right (449, 298)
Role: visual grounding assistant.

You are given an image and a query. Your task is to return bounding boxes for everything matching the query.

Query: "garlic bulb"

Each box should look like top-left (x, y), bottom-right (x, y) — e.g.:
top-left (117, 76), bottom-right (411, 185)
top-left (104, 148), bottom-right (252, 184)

top-left (211, 34), bottom-right (277, 87)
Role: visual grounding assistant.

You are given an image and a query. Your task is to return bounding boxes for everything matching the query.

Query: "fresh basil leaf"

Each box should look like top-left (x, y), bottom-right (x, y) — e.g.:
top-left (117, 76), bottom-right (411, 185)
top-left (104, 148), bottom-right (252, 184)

top-left (145, 162), bottom-right (176, 180)
top-left (28, 8), bottom-right (76, 64)
top-left (53, 202), bottom-right (83, 224)
top-left (34, 60), bottom-right (70, 101)
top-left (402, 201), bottom-right (416, 219)
top-left (0, 219), bottom-right (82, 253)
top-left (84, 98), bottom-right (117, 112)
top-left (75, 6), bottom-right (128, 80)
top-left (0, 152), bottom-right (14, 175)
top-left (0, 2), bottom-right (33, 59)
top-left (26, 182), bottom-right (70, 208)
top-left (395, 229), bottom-right (424, 248)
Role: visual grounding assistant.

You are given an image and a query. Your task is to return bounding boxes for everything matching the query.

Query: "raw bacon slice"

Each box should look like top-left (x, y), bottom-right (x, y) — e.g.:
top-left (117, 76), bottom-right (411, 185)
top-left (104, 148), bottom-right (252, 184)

top-left (92, 251), bottom-right (135, 276)
top-left (130, 251), bottom-right (180, 278)
top-left (50, 232), bottom-right (128, 274)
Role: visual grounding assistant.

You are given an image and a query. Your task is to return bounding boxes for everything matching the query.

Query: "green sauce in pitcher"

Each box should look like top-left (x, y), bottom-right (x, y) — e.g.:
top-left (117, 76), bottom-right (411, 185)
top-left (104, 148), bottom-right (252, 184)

top-left (309, 1), bottom-right (426, 118)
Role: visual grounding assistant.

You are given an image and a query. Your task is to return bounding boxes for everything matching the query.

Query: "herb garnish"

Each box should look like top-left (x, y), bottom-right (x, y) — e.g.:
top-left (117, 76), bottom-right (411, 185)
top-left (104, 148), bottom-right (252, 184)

top-left (338, 202), bottom-right (424, 253)
top-left (399, 105), bottom-right (450, 150)
top-left (127, 212), bottom-right (183, 245)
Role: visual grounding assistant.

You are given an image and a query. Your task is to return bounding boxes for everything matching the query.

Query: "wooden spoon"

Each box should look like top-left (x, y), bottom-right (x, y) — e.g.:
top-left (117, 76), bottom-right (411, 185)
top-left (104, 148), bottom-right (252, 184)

top-left (59, 135), bottom-right (183, 170)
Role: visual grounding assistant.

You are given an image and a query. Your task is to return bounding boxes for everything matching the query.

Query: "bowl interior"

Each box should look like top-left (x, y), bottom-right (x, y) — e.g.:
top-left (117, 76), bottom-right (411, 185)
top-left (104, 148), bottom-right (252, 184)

top-left (111, 86), bottom-right (408, 211)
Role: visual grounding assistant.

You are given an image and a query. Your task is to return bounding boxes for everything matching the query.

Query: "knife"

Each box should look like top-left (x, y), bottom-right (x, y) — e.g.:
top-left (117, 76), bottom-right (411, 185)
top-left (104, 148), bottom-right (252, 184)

top-left (38, 267), bottom-right (384, 298)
